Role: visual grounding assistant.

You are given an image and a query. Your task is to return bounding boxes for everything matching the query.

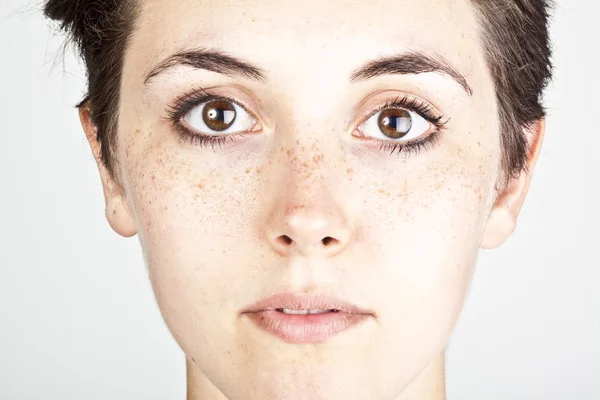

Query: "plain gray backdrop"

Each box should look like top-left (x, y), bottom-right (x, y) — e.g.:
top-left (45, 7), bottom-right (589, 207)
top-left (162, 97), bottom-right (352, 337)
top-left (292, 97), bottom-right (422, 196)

top-left (1, 0), bottom-right (598, 399)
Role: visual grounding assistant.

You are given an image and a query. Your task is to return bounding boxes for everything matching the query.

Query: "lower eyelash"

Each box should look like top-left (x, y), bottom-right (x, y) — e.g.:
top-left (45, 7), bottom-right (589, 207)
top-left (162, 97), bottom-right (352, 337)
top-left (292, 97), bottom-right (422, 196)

top-left (173, 123), bottom-right (241, 151)
top-left (375, 129), bottom-right (442, 157)
top-left (174, 121), bottom-right (443, 156)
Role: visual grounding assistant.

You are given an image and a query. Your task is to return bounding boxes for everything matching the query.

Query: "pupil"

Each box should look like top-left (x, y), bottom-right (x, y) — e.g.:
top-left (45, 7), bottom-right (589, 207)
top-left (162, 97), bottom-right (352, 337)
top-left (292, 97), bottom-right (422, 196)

top-left (202, 100), bottom-right (236, 131)
top-left (378, 109), bottom-right (412, 139)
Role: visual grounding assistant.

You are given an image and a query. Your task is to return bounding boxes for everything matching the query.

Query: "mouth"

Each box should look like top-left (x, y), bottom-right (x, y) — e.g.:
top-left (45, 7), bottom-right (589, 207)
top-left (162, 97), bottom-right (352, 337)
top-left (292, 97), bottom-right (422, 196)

top-left (241, 292), bottom-right (374, 315)
top-left (274, 308), bottom-right (340, 314)
top-left (241, 292), bottom-right (374, 344)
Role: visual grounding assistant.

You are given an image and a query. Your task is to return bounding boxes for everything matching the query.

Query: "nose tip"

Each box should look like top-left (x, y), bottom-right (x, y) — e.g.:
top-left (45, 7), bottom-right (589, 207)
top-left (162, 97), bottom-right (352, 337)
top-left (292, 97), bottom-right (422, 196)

top-left (267, 209), bottom-right (351, 257)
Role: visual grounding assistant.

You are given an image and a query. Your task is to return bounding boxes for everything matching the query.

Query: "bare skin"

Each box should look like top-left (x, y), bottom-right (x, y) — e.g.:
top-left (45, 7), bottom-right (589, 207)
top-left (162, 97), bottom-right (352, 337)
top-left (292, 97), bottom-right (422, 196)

top-left (79, 0), bottom-right (545, 399)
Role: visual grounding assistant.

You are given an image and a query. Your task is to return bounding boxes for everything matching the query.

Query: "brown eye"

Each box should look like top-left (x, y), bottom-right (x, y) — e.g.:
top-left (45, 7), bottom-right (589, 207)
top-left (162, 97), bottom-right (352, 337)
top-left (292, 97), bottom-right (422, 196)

top-left (377, 109), bottom-right (412, 139)
top-left (358, 107), bottom-right (431, 143)
top-left (183, 98), bottom-right (257, 134)
top-left (202, 100), bottom-right (236, 131)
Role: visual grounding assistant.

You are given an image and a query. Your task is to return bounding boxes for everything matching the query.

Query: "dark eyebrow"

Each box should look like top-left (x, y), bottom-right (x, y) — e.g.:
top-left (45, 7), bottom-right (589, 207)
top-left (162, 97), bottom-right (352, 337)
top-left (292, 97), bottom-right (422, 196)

top-left (350, 50), bottom-right (473, 96)
top-left (144, 47), bottom-right (472, 96)
top-left (143, 47), bottom-right (268, 85)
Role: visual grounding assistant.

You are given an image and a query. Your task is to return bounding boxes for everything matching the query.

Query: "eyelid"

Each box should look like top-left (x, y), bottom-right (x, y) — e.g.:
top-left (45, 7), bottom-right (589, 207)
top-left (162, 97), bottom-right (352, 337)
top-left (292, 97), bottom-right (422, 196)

top-left (352, 92), bottom-right (446, 130)
top-left (165, 85), bottom-right (266, 128)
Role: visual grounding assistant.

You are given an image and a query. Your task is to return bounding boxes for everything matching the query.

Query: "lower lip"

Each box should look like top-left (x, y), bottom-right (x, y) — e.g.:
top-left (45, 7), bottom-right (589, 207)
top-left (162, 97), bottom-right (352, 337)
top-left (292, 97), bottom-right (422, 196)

top-left (244, 310), bottom-right (371, 344)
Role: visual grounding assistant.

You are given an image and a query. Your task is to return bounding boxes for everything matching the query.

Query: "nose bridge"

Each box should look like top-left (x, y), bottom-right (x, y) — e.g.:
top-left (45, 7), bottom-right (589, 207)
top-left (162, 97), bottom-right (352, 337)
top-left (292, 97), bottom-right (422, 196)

top-left (264, 134), bottom-right (351, 258)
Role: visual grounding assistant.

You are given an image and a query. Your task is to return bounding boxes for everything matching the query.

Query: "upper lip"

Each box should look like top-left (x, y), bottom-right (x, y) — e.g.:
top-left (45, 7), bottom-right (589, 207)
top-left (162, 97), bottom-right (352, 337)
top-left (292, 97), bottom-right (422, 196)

top-left (242, 292), bottom-right (374, 315)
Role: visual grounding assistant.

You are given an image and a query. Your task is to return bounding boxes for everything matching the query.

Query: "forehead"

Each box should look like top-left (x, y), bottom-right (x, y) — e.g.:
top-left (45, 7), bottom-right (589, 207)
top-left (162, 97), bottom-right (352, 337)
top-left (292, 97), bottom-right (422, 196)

top-left (130, 0), bottom-right (486, 86)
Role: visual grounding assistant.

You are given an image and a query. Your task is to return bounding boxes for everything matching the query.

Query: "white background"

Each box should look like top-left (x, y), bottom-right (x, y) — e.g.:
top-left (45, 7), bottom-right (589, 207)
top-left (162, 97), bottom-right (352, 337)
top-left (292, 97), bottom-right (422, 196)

top-left (0, 0), bottom-right (598, 399)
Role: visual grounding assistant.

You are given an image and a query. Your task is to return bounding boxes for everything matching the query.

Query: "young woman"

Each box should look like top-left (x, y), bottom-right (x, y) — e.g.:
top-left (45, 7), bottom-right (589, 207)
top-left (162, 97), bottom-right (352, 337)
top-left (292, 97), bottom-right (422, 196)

top-left (43, 0), bottom-right (554, 398)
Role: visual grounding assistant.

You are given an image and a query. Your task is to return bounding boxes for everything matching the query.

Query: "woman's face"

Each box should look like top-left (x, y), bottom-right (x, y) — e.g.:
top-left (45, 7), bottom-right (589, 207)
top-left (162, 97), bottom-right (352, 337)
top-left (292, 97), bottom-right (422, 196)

top-left (98, 0), bottom-right (518, 398)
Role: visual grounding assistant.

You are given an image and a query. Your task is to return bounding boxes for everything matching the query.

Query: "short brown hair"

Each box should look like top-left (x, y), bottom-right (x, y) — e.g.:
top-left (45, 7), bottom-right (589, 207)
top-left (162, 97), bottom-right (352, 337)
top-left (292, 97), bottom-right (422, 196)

top-left (44, 0), bottom-right (553, 189)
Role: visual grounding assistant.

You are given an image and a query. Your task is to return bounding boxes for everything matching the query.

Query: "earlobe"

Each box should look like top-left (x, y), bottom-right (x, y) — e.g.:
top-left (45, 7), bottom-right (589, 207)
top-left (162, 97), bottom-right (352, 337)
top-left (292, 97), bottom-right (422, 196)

top-left (480, 190), bottom-right (519, 249)
top-left (78, 105), bottom-right (137, 238)
top-left (105, 197), bottom-right (137, 238)
top-left (481, 119), bottom-right (546, 249)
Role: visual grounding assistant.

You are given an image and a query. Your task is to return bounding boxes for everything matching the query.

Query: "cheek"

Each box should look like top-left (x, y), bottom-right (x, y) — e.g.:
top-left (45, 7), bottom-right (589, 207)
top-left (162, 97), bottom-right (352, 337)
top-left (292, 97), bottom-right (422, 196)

top-left (120, 130), bottom-right (265, 325)
top-left (359, 143), bottom-right (497, 356)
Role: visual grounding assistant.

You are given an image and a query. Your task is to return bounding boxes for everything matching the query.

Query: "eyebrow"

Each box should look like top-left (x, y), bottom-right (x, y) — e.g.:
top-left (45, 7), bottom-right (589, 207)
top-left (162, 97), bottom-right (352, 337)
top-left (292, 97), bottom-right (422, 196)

top-left (144, 47), bottom-right (473, 96)
top-left (350, 50), bottom-right (473, 96)
top-left (143, 47), bottom-right (268, 84)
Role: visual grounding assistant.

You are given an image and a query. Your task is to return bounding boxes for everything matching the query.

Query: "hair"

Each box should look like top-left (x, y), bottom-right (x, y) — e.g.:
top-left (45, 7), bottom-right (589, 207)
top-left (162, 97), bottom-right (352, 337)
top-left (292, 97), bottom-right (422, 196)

top-left (44, 0), bottom-right (553, 190)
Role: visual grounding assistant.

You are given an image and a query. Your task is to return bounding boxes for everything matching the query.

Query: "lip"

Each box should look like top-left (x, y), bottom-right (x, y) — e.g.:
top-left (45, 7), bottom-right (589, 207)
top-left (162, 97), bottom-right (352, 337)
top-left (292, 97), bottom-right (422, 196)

top-left (242, 292), bottom-right (374, 314)
top-left (241, 292), bottom-right (374, 344)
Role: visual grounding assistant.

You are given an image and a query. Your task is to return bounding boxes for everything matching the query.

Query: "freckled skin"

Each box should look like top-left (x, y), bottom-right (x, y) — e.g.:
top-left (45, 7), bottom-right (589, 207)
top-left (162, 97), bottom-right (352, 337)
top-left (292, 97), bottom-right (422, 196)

top-left (91, 0), bottom-right (542, 399)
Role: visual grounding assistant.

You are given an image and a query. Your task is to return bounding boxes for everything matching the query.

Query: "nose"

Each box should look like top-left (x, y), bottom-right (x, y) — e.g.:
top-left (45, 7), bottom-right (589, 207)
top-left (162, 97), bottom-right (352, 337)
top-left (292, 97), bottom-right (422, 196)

top-left (264, 140), bottom-right (351, 258)
top-left (269, 203), bottom-right (350, 257)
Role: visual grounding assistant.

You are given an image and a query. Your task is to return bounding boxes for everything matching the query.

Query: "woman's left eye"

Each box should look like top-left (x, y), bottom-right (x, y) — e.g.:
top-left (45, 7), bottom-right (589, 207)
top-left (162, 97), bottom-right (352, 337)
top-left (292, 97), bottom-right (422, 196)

top-left (183, 99), bottom-right (257, 134)
top-left (357, 108), bottom-right (433, 142)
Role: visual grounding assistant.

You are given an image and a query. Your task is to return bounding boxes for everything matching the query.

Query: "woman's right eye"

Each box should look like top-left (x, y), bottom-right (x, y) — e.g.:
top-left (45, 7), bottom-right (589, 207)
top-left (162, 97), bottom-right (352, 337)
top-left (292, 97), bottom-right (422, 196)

top-left (183, 99), bottom-right (257, 135)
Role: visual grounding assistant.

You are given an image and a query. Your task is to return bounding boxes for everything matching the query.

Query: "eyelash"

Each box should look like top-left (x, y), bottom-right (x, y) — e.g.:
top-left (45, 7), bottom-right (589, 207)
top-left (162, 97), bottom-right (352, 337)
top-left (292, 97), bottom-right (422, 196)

top-left (164, 89), bottom-right (449, 156)
top-left (164, 89), bottom-right (255, 150)
top-left (358, 95), bottom-right (449, 157)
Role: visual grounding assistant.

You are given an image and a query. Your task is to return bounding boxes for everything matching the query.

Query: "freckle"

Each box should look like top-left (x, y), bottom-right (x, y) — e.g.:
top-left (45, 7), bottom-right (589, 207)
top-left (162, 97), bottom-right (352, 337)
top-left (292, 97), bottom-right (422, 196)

top-left (151, 175), bottom-right (155, 182)
top-left (197, 183), bottom-right (204, 189)
top-left (245, 167), bottom-right (251, 174)
top-left (346, 168), bottom-right (353, 175)
top-left (254, 166), bottom-right (264, 174)
top-left (233, 177), bottom-right (240, 182)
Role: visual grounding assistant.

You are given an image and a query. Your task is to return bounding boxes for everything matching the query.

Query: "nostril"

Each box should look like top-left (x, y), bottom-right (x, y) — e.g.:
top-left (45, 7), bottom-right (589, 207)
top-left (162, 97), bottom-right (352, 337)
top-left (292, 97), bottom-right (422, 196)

top-left (277, 235), bottom-right (293, 245)
top-left (322, 236), bottom-right (335, 245)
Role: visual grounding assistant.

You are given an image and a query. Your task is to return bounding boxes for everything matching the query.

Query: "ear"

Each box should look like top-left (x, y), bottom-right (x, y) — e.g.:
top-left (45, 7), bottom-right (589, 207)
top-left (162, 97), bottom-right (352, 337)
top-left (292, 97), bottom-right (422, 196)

top-left (481, 119), bottom-right (546, 249)
top-left (79, 105), bottom-right (137, 238)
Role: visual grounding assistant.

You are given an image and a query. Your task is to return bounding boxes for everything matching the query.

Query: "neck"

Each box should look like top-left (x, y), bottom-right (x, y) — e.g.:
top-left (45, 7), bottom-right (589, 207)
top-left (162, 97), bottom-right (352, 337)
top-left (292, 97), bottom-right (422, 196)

top-left (187, 352), bottom-right (446, 400)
